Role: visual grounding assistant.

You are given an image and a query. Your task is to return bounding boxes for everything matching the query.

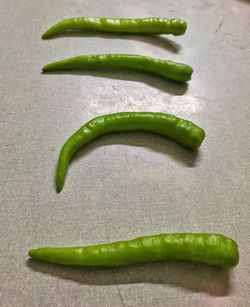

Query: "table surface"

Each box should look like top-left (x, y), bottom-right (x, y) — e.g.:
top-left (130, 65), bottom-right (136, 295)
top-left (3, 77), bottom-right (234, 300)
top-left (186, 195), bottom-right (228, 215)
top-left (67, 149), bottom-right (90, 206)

top-left (1, 0), bottom-right (250, 306)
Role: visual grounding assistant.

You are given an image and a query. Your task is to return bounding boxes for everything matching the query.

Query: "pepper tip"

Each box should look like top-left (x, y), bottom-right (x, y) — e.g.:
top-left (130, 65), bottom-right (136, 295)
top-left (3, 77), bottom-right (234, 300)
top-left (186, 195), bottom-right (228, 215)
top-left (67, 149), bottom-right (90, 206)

top-left (42, 65), bottom-right (49, 73)
top-left (28, 249), bottom-right (35, 258)
top-left (41, 30), bottom-right (50, 39)
top-left (56, 183), bottom-right (63, 194)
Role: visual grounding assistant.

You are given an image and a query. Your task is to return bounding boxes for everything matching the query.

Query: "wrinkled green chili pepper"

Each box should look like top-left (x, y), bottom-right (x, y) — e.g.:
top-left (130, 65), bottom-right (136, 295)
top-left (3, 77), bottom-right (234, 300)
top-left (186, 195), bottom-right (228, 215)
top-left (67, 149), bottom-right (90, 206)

top-left (28, 233), bottom-right (239, 269)
top-left (56, 112), bottom-right (205, 192)
top-left (42, 54), bottom-right (193, 83)
top-left (42, 17), bottom-right (187, 39)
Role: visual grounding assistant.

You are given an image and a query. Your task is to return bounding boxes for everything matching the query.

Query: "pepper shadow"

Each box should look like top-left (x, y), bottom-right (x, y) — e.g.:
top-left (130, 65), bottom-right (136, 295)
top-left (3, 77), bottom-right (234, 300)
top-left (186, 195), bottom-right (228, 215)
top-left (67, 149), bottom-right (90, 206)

top-left (43, 69), bottom-right (188, 96)
top-left (71, 132), bottom-right (201, 168)
top-left (237, 0), bottom-right (250, 3)
top-left (26, 258), bottom-right (231, 296)
top-left (43, 31), bottom-right (181, 54)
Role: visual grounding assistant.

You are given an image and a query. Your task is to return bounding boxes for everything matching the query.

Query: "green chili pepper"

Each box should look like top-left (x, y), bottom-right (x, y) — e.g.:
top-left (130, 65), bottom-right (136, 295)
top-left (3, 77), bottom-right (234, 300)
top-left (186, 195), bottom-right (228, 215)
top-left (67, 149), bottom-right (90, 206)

top-left (28, 233), bottom-right (239, 269)
top-left (56, 112), bottom-right (205, 192)
top-left (42, 54), bottom-right (193, 83)
top-left (42, 17), bottom-right (187, 39)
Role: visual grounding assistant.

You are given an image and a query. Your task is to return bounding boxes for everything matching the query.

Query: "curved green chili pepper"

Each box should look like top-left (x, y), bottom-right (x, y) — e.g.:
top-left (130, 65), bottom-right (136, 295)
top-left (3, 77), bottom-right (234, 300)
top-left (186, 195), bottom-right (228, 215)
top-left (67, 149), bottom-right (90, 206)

top-left (56, 112), bottom-right (205, 192)
top-left (42, 54), bottom-right (193, 83)
top-left (42, 17), bottom-right (187, 39)
top-left (28, 233), bottom-right (239, 269)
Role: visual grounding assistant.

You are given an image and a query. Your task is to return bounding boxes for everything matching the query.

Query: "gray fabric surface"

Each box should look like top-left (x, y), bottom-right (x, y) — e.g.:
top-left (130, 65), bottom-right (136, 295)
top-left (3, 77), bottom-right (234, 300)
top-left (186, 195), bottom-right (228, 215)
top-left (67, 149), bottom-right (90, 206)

top-left (0, 0), bottom-right (250, 306)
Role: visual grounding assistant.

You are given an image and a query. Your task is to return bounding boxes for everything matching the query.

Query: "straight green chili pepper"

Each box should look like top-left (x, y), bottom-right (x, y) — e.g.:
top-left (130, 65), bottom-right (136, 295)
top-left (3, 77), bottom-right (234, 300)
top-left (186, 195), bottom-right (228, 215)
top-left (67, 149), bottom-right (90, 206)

top-left (42, 17), bottom-right (187, 39)
top-left (28, 233), bottom-right (239, 269)
top-left (56, 112), bottom-right (205, 192)
top-left (42, 54), bottom-right (193, 83)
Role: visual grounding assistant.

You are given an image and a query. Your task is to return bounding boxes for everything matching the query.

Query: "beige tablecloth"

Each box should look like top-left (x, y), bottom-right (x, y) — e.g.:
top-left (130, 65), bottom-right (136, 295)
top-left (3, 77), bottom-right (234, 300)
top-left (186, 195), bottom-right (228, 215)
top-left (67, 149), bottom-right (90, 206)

top-left (1, 0), bottom-right (249, 306)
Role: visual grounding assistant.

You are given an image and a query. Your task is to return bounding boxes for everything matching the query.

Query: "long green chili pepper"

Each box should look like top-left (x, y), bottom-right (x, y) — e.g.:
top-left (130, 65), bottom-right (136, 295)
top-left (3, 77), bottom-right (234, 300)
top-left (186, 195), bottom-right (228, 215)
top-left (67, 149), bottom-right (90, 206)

top-left (42, 54), bottom-right (193, 83)
top-left (56, 112), bottom-right (205, 192)
top-left (28, 233), bottom-right (239, 269)
top-left (42, 17), bottom-right (187, 39)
